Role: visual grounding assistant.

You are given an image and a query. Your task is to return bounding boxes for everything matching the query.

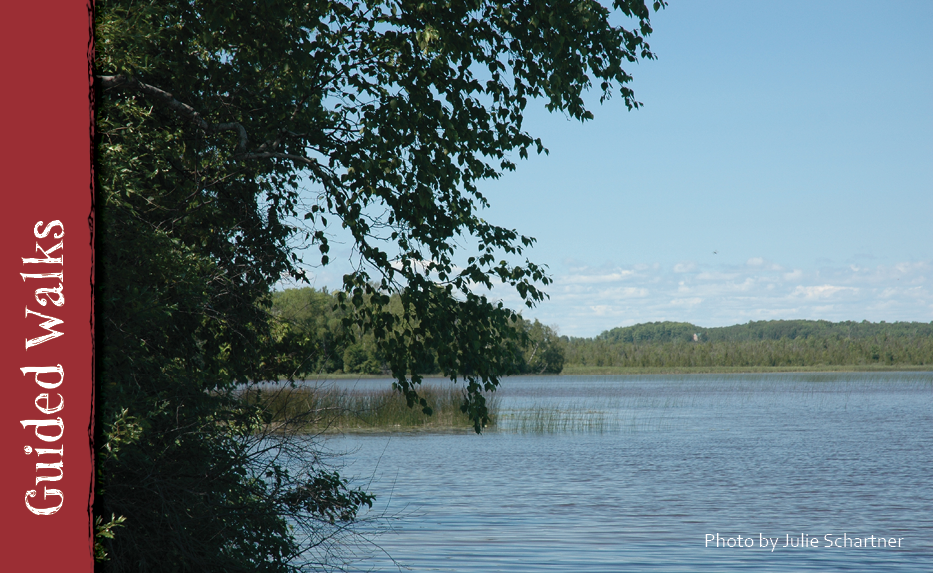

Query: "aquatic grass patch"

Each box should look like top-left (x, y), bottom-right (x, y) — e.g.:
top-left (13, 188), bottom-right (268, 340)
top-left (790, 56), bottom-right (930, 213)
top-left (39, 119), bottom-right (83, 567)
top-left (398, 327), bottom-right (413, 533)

top-left (490, 380), bottom-right (716, 434)
top-left (491, 372), bottom-right (933, 434)
top-left (497, 405), bottom-right (617, 433)
top-left (494, 402), bottom-right (684, 434)
top-left (240, 383), bottom-right (498, 432)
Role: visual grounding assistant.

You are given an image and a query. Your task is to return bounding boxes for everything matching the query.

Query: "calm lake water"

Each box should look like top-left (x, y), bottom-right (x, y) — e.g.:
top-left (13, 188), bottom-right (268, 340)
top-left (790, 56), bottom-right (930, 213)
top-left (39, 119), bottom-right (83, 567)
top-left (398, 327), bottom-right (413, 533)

top-left (322, 373), bottom-right (933, 572)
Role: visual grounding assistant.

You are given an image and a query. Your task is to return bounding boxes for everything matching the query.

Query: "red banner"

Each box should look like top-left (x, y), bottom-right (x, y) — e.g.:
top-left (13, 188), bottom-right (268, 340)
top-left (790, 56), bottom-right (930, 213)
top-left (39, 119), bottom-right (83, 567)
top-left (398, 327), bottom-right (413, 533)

top-left (0, 2), bottom-right (94, 570)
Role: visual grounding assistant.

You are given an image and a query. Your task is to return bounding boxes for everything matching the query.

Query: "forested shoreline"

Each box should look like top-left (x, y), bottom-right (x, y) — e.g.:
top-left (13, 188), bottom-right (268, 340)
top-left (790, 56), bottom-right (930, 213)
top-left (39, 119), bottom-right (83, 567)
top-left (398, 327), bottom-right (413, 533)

top-left (563, 335), bottom-right (933, 371)
top-left (273, 288), bottom-right (933, 375)
top-left (564, 320), bottom-right (933, 370)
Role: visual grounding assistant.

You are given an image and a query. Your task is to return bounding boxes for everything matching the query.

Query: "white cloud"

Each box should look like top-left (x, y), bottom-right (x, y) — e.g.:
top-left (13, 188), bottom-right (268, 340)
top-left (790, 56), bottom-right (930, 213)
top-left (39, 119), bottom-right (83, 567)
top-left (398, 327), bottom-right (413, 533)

top-left (600, 286), bottom-right (649, 298)
top-left (559, 269), bottom-right (634, 284)
top-left (588, 305), bottom-right (626, 317)
top-left (673, 262), bottom-right (697, 273)
top-left (669, 297), bottom-right (703, 307)
top-left (791, 285), bottom-right (857, 299)
top-left (511, 258), bottom-right (933, 337)
top-left (895, 262), bottom-right (923, 274)
top-left (697, 271), bottom-right (740, 281)
top-left (745, 257), bottom-right (784, 271)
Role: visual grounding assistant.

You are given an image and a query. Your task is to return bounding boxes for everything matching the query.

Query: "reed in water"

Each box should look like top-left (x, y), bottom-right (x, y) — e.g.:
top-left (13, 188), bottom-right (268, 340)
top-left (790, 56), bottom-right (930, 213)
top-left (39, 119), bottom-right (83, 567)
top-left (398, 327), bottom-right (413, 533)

top-left (241, 384), bottom-right (497, 432)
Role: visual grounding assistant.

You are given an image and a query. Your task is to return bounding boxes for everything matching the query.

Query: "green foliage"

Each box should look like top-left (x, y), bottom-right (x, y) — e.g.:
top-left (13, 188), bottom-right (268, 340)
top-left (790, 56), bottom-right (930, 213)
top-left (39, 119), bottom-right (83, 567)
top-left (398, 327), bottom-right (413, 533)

top-left (93, 514), bottom-right (127, 562)
top-left (519, 319), bottom-right (566, 374)
top-left (270, 287), bottom-right (353, 374)
top-left (269, 287), bottom-right (566, 376)
top-left (96, 0), bottom-right (662, 569)
top-left (567, 320), bottom-right (933, 369)
top-left (598, 321), bottom-right (698, 344)
top-left (698, 319), bottom-right (933, 342)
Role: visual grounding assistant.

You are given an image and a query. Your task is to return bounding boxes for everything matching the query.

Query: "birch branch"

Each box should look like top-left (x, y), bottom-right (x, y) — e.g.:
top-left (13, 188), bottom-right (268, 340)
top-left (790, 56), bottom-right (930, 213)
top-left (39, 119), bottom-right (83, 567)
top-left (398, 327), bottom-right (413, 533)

top-left (98, 74), bottom-right (249, 153)
top-left (98, 75), bottom-right (332, 178)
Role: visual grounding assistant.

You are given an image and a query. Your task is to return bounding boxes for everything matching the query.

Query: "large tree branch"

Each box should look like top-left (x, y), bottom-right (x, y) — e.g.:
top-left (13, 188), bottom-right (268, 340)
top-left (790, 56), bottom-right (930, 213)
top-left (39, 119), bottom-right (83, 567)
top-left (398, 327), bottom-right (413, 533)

top-left (98, 75), bottom-right (336, 179)
top-left (98, 74), bottom-right (250, 154)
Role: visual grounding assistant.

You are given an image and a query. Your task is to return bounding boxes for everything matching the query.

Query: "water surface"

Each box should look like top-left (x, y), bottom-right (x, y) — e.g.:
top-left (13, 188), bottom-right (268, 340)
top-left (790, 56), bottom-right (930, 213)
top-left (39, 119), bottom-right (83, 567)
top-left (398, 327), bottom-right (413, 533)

top-left (326, 373), bottom-right (933, 572)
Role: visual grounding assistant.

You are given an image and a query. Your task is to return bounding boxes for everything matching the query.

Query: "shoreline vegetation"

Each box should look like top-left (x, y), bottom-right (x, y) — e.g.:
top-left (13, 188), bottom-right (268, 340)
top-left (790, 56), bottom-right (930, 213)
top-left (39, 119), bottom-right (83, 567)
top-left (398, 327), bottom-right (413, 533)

top-left (242, 385), bottom-right (496, 433)
top-left (239, 382), bottom-right (633, 434)
top-left (265, 288), bottom-right (933, 432)
top-left (271, 288), bottom-right (933, 377)
top-left (293, 363), bottom-right (933, 379)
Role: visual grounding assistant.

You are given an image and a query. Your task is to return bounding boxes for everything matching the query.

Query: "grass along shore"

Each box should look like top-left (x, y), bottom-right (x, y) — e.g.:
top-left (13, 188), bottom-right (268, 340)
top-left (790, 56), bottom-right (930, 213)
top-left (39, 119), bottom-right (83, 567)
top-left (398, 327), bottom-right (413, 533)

top-left (242, 384), bottom-right (644, 434)
top-left (241, 384), bottom-right (495, 433)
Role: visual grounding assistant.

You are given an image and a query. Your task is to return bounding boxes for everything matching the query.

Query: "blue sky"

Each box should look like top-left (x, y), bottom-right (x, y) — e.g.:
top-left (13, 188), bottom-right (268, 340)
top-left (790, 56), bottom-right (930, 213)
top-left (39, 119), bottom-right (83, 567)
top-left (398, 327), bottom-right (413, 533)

top-left (298, 0), bottom-right (933, 337)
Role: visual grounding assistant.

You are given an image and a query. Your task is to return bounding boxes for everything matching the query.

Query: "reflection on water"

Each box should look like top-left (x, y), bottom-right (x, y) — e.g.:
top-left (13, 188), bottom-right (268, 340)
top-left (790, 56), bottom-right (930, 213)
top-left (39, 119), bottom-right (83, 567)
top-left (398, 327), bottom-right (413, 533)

top-left (322, 374), bottom-right (933, 572)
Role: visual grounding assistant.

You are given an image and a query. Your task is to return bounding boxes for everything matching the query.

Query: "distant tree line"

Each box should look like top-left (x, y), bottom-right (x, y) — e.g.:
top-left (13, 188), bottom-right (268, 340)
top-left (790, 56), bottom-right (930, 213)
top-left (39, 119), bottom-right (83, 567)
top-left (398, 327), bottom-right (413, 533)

top-left (271, 299), bottom-right (933, 373)
top-left (566, 320), bottom-right (933, 368)
top-left (597, 319), bottom-right (933, 343)
top-left (271, 288), bottom-right (565, 376)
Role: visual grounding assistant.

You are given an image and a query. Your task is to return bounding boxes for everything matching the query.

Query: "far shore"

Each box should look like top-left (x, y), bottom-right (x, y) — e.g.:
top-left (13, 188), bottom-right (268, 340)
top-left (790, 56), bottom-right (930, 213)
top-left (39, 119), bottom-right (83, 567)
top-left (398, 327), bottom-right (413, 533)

top-left (560, 364), bottom-right (933, 375)
top-left (288, 364), bottom-right (933, 381)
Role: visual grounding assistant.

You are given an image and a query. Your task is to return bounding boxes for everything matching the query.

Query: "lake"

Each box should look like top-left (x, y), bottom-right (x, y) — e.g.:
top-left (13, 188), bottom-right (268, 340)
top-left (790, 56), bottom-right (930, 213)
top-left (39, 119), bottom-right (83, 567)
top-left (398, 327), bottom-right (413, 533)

top-left (321, 373), bottom-right (933, 572)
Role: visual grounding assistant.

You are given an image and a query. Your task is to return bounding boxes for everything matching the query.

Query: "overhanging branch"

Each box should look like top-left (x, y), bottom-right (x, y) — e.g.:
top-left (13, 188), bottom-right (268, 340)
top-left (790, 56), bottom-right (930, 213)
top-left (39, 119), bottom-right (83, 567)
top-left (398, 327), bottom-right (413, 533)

top-left (98, 74), bottom-right (248, 155)
top-left (98, 75), bottom-right (334, 179)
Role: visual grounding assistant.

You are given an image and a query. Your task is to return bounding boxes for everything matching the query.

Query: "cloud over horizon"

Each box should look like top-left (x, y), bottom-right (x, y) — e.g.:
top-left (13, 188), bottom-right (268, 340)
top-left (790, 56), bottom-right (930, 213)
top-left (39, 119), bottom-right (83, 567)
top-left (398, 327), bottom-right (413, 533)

top-left (284, 244), bottom-right (933, 339)
top-left (515, 258), bottom-right (933, 337)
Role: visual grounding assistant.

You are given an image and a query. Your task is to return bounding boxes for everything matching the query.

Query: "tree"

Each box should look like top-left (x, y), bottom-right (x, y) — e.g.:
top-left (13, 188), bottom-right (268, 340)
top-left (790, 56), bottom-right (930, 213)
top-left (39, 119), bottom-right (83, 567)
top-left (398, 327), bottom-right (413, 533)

top-left (519, 319), bottom-right (566, 374)
top-left (95, 0), bottom-right (664, 569)
top-left (270, 287), bottom-right (354, 374)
